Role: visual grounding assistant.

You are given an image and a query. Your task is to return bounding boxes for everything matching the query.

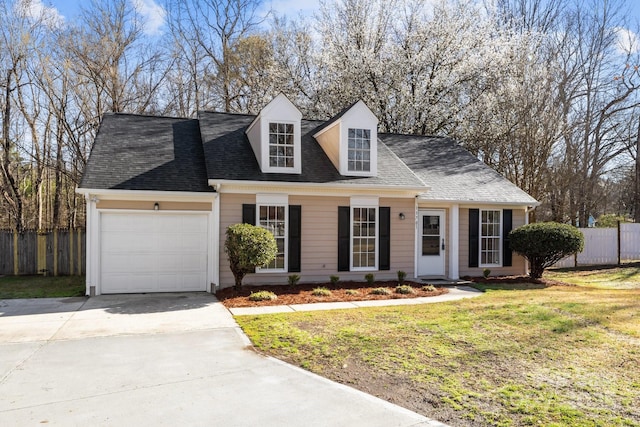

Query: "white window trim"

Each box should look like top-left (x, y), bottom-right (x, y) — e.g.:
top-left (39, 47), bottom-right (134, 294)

top-left (350, 196), bottom-right (379, 271)
top-left (479, 209), bottom-right (502, 268)
top-left (256, 194), bottom-right (289, 273)
top-left (347, 128), bottom-right (372, 173)
top-left (263, 120), bottom-right (301, 174)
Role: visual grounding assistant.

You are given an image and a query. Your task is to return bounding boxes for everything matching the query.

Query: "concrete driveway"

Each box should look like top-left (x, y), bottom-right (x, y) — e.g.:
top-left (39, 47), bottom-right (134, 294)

top-left (0, 293), bottom-right (444, 426)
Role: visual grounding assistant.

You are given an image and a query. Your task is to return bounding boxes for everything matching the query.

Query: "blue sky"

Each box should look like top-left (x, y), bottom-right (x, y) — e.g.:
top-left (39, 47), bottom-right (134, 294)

top-left (20, 0), bottom-right (640, 47)
top-left (25, 0), bottom-right (321, 35)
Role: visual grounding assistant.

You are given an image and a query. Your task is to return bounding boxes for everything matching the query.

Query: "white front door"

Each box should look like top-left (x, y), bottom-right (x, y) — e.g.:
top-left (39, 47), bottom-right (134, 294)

top-left (417, 210), bottom-right (446, 277)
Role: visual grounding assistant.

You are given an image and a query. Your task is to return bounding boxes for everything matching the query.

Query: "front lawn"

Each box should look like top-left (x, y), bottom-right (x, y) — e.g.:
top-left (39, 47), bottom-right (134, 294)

top-left (237, 283), bottom-right (640, 426)
top-left (0, 275), bottom-right (85, 299)
top-left (545, 262), bottom-right (640, 289)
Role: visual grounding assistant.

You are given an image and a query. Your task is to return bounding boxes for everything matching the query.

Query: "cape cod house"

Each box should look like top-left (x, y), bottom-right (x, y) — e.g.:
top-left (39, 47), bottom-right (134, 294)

top-left (77, 95), bottom-right (538, 295)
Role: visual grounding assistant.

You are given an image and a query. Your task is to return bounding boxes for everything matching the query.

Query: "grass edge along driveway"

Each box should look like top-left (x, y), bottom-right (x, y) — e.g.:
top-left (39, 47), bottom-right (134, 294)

top-left (237, 282), bottom-right (640, 427)
top-left (0, 275), bottom-right (85, 299)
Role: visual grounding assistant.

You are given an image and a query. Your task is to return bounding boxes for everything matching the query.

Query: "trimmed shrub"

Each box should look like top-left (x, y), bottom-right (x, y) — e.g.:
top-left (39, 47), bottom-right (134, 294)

top-left (225, 223), bottom-right (278, 290)
top-left (421, 285), bottom-right (436, 292)
top-left (248, 290), bottom-right (278, 301)
top-left (483, 268), bottom-right (491, 278)
top-left (288, 274), bottom-right (301, 286)
top-left (330, 275), bottom-right (340, 285)
top-left (365, 273), bottom-right (375, 286)
top-left (345, 289), bottom-right (360, 296)
top-left (509, 222), bottom-right (584, 279)
top-left (395, 285), bottom-right (415, 294)
top-left (312, 287), bottom-right (332, 296)
top-left (397, 270), bottom-right (407, 284)
top-left (370, 287), bottom-right (391, 295)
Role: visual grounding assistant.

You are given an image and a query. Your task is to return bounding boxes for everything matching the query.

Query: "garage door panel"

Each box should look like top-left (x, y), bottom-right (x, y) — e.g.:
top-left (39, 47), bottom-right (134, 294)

top-left (100, 212), bottom-right (209, 293)
top-left (102, 273), bottom-right (157, 293)
top-left (103, 233), bottom-right (157, 252)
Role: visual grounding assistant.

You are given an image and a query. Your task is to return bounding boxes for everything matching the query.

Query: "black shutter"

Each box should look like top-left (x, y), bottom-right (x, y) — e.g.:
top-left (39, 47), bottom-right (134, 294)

top-left (242, 204), bottom-right (256, 225)
top-left (469, 209), bottom-right (479, 268)
top-left (379, 207), bottom-right (391, 270)
top-left (288, 205), bottom-right (302, 272)
top-left (502, 209), bottom-right (513, 267)
top-left (338, 206), bottom-right (350, 271)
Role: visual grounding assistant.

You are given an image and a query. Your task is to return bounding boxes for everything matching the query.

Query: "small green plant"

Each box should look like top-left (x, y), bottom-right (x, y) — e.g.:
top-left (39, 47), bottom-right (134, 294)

top-left (330, 275), bottom-right (340, 285)
top-left (248, 290), bottom-right (278, 301)
top-left (395, 284), bottom-right (415, 294)
top-left (421, 285), bottom-right (436, 292)
top-left (288, 274), bottom-right (301, 286)
top-left (345, 289), bottom-right (360, 296)
top-left (370, 287), bottom-right (391, 295)
top-left (397, 270), bottom-right (407, 284)
top-left (312, 287), bottom-right (332, 297)
top-left (365, 273), bottom-right (375, 285)
top-left (483, 268), bottom-right (491, 278)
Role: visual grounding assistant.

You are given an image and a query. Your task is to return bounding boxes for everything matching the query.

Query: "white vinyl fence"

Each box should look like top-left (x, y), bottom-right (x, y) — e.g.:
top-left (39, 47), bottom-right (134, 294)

top-left (553, 223), bottom-right (640, 268)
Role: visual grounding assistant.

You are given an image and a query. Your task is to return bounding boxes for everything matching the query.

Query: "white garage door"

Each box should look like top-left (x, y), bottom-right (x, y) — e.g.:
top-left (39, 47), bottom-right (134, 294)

top-left (100, 212), bottom-right (208, 293)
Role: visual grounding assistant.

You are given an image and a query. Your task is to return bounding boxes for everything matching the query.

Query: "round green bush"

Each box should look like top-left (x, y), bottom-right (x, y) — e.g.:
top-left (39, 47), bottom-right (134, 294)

top-left (370, 287), bottom-right (391, 295)
top-left (421, 285), bottom-right (436, 292)
top-left (225, 223), bottom-right (278, 289)
top-left (509, 222), bottom-right (584, 279)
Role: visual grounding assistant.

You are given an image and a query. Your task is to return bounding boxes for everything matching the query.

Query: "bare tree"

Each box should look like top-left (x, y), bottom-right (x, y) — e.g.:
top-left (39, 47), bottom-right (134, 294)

top-left (166, 0), bottom-right (266, 113)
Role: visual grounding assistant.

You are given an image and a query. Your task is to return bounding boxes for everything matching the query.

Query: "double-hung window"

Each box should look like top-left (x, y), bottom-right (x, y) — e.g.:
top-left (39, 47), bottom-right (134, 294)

top-left (338, 198), bottom-right (390, 272)
top-left (347, 128), bottom-right (371, 172)
top-left (256, 195), bottom-right (288, 272)
top-left (480, 210), bottom-right (501, 266)
top-left (268, 122), bottom-right (295, 168)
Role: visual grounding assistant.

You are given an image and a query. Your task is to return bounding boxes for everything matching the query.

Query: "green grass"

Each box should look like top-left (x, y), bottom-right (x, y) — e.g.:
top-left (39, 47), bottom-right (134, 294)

top-left (237, 279), bottom-right (640, 426)
top-left (545, 262), bottom-right (640, 289)
top-left (0, 275), bottom-right (85, 299)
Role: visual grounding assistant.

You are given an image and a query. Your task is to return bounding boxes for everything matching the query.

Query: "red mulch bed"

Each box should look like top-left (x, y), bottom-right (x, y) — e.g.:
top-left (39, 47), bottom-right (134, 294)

top-left (216, 280), bottom-right (449, 308)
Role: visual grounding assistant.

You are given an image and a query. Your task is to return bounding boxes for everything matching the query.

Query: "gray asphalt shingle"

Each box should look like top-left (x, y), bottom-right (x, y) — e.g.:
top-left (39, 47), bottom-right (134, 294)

top-left (79, 111), bottom-right (537, 206)
top-left (198, 111), bottom-right (424, 187)
top-left (381, 133), bottom-right (538, 204)
top-left (79, 113), bottom-right (212, 193)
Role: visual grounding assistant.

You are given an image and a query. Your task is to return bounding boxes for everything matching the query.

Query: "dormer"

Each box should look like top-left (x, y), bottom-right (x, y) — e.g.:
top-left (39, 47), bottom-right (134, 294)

top-left (313, 101), bottom-right (379, 177)
top-left (245, 94), bottom-right (302, 174)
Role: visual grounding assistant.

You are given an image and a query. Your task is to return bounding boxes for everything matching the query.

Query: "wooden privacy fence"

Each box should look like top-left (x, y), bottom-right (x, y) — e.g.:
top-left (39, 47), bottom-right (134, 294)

top-left (0, 229), bottom-right (85, 276)
top-left (553, 223), bottom-right (640, 268)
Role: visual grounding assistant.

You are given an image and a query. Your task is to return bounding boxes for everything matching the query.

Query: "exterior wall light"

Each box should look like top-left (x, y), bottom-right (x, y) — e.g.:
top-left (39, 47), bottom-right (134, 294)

top-left (399, 212), bottom-right (405, 220)
top-left (154, 202), bottom-right (159, 211)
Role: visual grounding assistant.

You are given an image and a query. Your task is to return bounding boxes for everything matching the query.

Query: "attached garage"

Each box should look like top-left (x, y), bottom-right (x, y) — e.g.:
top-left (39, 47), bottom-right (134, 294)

top-left (99, 212), bottom-right (209, 294)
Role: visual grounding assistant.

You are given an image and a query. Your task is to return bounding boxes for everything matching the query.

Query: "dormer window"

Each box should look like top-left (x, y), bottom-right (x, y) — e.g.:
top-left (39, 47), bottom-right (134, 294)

top-left (269, 122), bottom-right (295, 168)
top-left (245, 94), bottom-right (302, 174)
top-left (348, 128), bottom-right (371, 172)
top-left (313, 100), bottom-right (378, 177)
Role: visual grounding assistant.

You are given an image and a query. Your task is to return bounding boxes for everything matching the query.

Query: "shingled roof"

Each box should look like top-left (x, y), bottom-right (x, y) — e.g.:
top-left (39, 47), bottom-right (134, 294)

top-left (79, 113), bottom-right (212, 192)
top-left (198, 111), bottom-right (424, 188)
top-left (381, 134), bottom-right (538, 205)
top-left (79, 111), bottom-right (538, 206)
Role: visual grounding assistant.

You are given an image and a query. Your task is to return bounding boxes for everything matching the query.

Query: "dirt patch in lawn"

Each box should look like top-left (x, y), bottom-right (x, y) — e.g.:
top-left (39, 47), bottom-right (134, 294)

top-left (216, 281), bottom-right (448, 307)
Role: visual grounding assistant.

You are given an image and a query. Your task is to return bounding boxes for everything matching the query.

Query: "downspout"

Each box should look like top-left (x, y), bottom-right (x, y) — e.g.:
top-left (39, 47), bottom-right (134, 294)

top-left (211, 184), bottom-right (221, 292)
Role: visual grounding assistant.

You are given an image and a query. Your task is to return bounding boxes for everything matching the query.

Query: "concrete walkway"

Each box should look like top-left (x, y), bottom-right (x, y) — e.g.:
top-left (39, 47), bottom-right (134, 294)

top-left (229, 285), bottom-right (483, 315)
top-left (0, 293), bottom-right (450, 427)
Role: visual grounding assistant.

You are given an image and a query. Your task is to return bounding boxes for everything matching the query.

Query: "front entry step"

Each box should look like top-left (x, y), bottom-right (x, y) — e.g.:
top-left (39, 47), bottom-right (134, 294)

top-left (418, 277), bottom-right (473, 286)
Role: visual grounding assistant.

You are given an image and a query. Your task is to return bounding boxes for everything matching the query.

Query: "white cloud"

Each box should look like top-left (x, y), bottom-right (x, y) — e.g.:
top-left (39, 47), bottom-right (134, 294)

top-left (15, 0), bottom-right (64, 28)
top-left (615, 26), bottom-right (640, 55)
top-left (132, 0), bottom-right (166, 36)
